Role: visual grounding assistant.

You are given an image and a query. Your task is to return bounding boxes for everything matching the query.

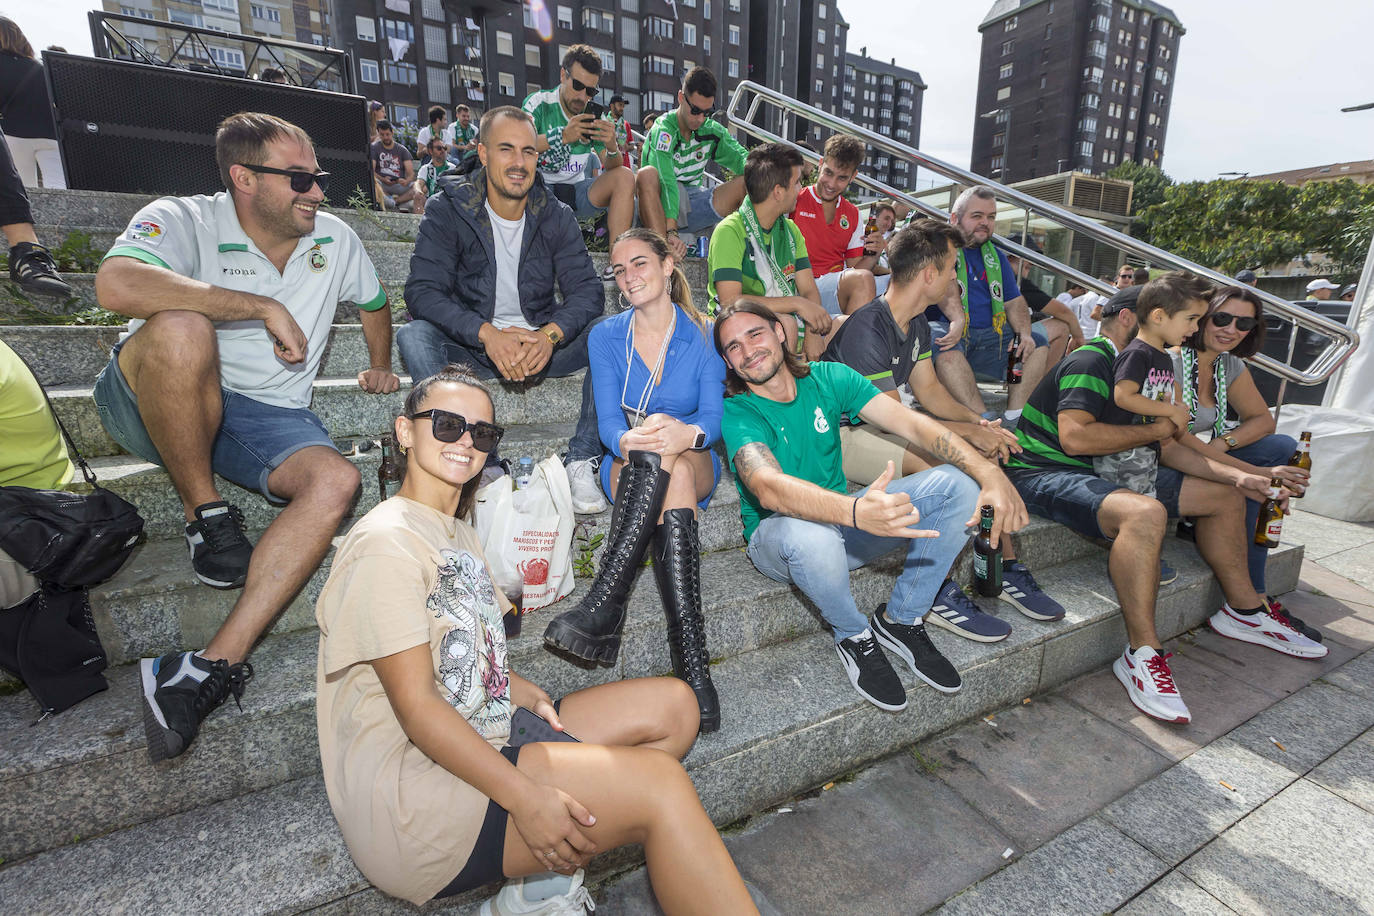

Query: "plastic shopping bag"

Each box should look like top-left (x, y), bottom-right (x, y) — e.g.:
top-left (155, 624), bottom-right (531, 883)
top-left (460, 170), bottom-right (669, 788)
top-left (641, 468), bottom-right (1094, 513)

top-left (473, 457), bottom-right (575, 612)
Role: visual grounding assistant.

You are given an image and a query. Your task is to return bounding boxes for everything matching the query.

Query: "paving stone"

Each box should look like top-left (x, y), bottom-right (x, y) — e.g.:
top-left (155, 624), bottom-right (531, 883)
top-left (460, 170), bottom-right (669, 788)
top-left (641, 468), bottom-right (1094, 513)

top-left (1115, 871), bottom-right (1240, 916)
top-left (1099, 737), bottom-right (1298, 865)
top-left (1316, 542), bottom-right (1374, 595)
top-left (1319, 648), bottom-right (1374, 703)
top-left (1225, 681), bottom-right (1374, 773)
top-left (1181, 623), bottom-right (1359, 698)
top-left (1271, 588), bottom-right (1374, 651)
top-left (1308, 727), bottom-right (1374, 816)
top-left (1298, 559), bottom-right (1374, 607)
top-left (1058, 634), bottom-right (1286, 762)
top-left (1282, 508), bottom-right (1374, 561)
top-left (1182, 779), bottom-right (1374, 916)
top-left (920, 693), bottom-right (1172, 850)
top-left (716, 754), bottom-right (1016, 916)
top-left (932, 816), bottom-right (1166, 916)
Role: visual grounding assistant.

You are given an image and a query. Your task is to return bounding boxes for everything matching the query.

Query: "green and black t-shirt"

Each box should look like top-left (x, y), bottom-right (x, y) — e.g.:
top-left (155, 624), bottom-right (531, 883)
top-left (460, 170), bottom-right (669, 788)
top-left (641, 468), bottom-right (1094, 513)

top-left (1005, 336), bottom-right (1118, 472)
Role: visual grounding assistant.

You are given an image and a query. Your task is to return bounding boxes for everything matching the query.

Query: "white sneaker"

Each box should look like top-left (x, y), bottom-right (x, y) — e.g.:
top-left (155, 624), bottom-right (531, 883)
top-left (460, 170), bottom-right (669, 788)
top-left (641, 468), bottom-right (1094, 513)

top-left (480, 869), bottom-right (595, 915)
top-left (1113, 645), bottom-right (1192, 724)
top-left (566, 458), bottom-right (609, 514)
top-left (1209, 603), bottom-right (1328, 659)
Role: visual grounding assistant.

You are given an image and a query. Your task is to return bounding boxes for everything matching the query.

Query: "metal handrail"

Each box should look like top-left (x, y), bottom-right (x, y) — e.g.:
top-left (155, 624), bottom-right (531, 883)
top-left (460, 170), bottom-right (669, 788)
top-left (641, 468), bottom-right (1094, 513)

top-left (725, 80), bottom-right (1360, 386)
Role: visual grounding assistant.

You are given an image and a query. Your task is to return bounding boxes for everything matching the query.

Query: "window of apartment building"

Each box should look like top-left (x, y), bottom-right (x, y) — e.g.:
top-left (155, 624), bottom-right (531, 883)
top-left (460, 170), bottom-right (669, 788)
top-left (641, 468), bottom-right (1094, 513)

top-left (250, 6), bottom-right (281, 23)
top-left (682, 0), bottom-right (694, 6)
top-left (1128, 106), bottom-right (1137, 119)
top-left (1125, 129), bottom-right (1134, 142)
top-left (1077, 140), bottom-right (1093, 157)
top-left (621, 56), bottom-right (640, 86)
top-left (1039, 74), bottom-right (1047, 89)
top-left (595, 47), bottom-right (615, 70)
top-left (1133, 83), bottom-right (1141, 96)
top-left (499, 71), bottom-right (515, 94)
top-left (1001, 39), bottom-right (1014, 55)
top-left (1154, 67), bottom-right (1168, 84)
top-left (1117, 28), bottom-right (1127, 44)
top-left (728, 24), bottom-right (740, 44)
top-left (1122, 6), bottom-right (1134, 21)
top-left (1093, 13), bottom-right (1109, 31)
top-left (557, 5), bottom-right (572, 30)
top-left (647, 17), bottom-right (674, 39)
top-left (991, 154), bottom-right (1004, 172)
top-left (896, 127), bottom-right (910, 141)
top-left (1083, 92), bottom-right (1100, 109)
top-left (843, 99), bottom-right (854, 112)
top-left (818, 2), bottom-right (827, 17)
top-left (356, 15), bottom-right (375, 41)
top-left (1004, 15), bottom-right (1017, 31)
top-left (1044, 23), bottom-right (1052, 39)
top-left (424, 24), bottom-right (446, 62)
top-left (815, 78), bottom-right (824, 95)
top-left (684, 22), bottom-right (696, 45)
top-left (816, 53), bottom-right (824, 68)
top-left (1137, 37), bottom-right (1146, 51)
top-left (728, 0), bottom-right (741, 10)
top-left (428, 66), bottom-right (450, 103)
top-left (728, 57), bottom-right (739, 77)
top-left (703, 35), bottom-right (710, 54)
top-left (523, 3), bottom-right (535, 27)
top-left (582, 9), bottom-right (614, 32)
top-left (420, 0), bottom-right (442, 19)
top-left (390, 103), bottom-right (417, 126)
top-left (386, 61), bottom-right (417, 85)
top-left (1141, 13), bottom-right (1151, 26)
top-left (525, 43), bottom-right (541, 67)
top-left (992, 131), bottom-right (1005, 148)
top-left (382, 18), bottom-right (413, 41)
top-left (1000, 62), bottom-right (1013, 79)
top-left (496, 30), bottom-right (513, 55)
top-left (646, 54), bottom-right (673, 75)
top-left (359, 57), bottom-right (379, 83)
top-left (997, 86), bottom-right (1010, 100)
top-left (1078, 116), bottom-right (1097, 134)
top-left (1088, 39), bottom-right (1106, 59)
top-left (818, 28), bottom-right (825, 44)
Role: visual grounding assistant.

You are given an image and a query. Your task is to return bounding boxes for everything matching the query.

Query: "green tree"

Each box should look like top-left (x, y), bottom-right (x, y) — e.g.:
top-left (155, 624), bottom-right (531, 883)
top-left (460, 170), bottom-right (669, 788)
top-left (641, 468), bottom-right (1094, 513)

top-left (1107, 160), bottom-right (1174, 241)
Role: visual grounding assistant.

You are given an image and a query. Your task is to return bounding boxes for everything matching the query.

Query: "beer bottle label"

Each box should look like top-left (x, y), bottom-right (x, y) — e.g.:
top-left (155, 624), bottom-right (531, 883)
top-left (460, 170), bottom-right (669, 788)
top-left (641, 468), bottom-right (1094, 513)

top-left (1266, 520), bottom-right (1283, 539)
top-left (974, 553), bottom-right (988, 578)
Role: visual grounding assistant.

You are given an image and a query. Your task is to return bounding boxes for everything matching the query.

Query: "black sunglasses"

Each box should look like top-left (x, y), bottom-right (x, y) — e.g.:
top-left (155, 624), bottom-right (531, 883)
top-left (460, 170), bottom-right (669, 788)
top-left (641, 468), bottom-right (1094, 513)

top-left (569, 76), bottom-right (599, 97)
top-left (685, 100), bottom-right (716, 116)
top-left (240, 163), bottom-right (330, 194)
top-left (1209, 312), bottom-right (1258, 332)
top-left (409, 408), bottom-right (504, 452)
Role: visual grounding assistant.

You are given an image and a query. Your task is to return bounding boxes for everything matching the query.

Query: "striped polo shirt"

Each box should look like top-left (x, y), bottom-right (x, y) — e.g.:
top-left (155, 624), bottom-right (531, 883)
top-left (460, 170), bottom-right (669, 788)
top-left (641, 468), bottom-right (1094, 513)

top-left (1005, 336), bottom-right (1119, 471)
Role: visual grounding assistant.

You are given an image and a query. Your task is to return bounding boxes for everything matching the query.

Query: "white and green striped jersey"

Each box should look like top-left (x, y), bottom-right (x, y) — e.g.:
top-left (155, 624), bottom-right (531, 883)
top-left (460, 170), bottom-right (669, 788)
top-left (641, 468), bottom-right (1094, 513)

top-left (522, 87), bottom-right (605, 185)
top-left (642, 109), bottom-right (747, 222)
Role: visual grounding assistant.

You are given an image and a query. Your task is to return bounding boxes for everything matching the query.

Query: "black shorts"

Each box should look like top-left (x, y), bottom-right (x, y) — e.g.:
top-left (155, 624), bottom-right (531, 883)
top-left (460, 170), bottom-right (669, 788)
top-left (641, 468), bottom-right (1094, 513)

top-left (432, 699), bottom-right (566, 900)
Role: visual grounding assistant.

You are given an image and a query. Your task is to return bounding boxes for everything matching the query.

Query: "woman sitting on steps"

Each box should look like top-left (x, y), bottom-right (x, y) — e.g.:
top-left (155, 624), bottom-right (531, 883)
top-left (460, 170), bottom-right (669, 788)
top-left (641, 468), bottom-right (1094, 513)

top-left (314, 364), bottom-right (757, 914)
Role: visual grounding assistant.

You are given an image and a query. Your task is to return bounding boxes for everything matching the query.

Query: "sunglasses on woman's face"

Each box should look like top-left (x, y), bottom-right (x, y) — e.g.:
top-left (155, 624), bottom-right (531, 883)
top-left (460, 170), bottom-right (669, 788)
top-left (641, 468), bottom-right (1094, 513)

top-left (1210, 312), bottom-right (1258, 332)
top-left (409, 409), bottom-right (504, 452)
top-left (239, 163), bottom-right (331, 194)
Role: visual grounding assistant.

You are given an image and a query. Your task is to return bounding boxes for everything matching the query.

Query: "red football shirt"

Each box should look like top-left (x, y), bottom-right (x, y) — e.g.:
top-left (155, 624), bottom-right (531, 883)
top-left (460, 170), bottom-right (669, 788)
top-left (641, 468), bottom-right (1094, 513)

top-left (790, 185), bottom-right (865, 277)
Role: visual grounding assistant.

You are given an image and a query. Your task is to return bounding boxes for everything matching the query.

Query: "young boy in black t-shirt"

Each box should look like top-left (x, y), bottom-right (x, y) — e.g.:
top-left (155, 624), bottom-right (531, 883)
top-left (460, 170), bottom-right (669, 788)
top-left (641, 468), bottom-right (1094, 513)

top-left (1094, 273), bottom-right (1210, 497)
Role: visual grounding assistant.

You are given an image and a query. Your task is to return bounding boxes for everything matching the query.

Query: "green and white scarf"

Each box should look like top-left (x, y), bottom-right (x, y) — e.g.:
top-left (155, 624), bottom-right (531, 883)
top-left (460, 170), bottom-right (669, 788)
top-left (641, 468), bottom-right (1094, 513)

top-left (1180, 346), bottom-right (1229, 439)
top-left (739, 198), bottom-right (797, 298)
top-left (955, 242), bottom-right (1006, 338)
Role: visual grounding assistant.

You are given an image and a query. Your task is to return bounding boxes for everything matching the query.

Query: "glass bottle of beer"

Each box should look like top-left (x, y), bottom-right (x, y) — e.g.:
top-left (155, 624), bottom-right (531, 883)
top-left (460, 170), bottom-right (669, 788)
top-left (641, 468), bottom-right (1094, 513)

top-left (1288, 431), bottom-right (1312, 498)
top-left (1006, 333), bottom-right (1022, 385)
top-left (1254, 477), bottom-right (1284, 549)
top-left (377, 434), bottom-right (403, 501)
top-left (973, 505), bottom-right (1003, 596)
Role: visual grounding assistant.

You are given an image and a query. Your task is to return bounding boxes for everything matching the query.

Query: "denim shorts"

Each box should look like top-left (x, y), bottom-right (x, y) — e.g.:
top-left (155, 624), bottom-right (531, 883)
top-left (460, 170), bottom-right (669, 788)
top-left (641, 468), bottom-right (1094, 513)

top-left (678, 182), bottom-right (724, 235)
top-left (92, 339), bottom-right (337, 503)
top-left (929, 322), bottom-right (1049, 380)
top-left (1005, 465), bottom-right (1183, 541)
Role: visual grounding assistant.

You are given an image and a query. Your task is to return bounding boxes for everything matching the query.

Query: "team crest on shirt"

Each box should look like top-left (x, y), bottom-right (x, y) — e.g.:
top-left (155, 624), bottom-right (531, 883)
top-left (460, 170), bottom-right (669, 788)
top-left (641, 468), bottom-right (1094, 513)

top-left (656, 131), bottom-right (672, 152)
top-left (308, 247), bottom-right (327, 272)
top-left (129, 220), bottom-right (163, 245)
top-left (695, 150), bottom-right (705, 160)
top-left (839, 215), bottom-right (850, 230)
top-left (813, 407), bottom-right (830, 434)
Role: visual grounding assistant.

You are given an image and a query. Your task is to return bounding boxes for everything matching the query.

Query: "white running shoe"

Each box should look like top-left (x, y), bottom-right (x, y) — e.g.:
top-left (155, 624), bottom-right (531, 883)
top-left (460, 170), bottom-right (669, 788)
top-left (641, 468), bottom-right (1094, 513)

top-left (480, 870), bottom-right (595, 916)
top-left (566, 458), bottom-right (609, 514)
top-left (1208, 603), bottom-right (1328, 659)
top-left (1113, 645), bottom-right (1192, 724)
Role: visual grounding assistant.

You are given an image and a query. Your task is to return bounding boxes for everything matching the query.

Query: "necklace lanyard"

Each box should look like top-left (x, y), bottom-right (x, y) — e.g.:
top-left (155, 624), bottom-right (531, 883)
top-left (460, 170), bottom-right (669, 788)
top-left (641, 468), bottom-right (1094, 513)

top-left (622, 306), bottom-right (677, 427)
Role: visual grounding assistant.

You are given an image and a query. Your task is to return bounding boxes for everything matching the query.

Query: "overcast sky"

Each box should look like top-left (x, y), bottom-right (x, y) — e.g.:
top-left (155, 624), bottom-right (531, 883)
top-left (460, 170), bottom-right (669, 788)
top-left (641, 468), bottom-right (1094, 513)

top-left (14, 0), bottom-right (1374, 182)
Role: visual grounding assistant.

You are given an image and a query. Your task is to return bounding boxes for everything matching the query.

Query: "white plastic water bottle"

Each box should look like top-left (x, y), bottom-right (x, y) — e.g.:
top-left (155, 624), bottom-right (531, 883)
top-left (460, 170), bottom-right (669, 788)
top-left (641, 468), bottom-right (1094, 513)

top-left (514, 457), bottom-right (534, 489)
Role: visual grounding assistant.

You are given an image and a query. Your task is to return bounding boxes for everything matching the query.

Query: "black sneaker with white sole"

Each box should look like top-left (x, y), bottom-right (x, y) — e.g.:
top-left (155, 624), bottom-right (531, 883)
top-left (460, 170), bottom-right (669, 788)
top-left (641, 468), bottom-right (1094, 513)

top-left (871, 605), bottom-right (962, 694)
top-left (185, 501), bottom-right (252, 588)
top-left (140, 651), bottom-right (254, 761)
top-left (834, 628), bottom-right (907, 711)
top-left (9, 241), bottom-right (74, 299)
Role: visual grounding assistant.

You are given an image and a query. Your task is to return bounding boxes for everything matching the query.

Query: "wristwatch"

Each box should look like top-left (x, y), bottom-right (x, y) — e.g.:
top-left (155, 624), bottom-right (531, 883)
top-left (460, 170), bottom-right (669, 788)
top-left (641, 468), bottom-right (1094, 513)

top-left (541, 325), bottom-right (563, 346)
top-left (691, 425), bottom-right (707, 450)
top-left (1222, 434), bottom-right (1239, 450)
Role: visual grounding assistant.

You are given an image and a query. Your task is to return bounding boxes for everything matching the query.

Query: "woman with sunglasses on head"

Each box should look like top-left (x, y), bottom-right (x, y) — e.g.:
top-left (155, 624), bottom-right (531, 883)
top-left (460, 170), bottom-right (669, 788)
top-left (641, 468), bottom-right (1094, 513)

top-left (315, 364), bottom-right (757, 914)
top-left (543, 228), bottom-right (725, 733)
top-left (1172, 285), bottom-right (1320, 640)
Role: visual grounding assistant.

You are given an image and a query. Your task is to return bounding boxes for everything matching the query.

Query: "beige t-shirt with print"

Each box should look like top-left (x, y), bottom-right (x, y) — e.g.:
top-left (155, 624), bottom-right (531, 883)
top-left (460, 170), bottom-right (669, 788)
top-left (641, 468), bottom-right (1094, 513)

top-left (316, 496), bottom-right (513, 905)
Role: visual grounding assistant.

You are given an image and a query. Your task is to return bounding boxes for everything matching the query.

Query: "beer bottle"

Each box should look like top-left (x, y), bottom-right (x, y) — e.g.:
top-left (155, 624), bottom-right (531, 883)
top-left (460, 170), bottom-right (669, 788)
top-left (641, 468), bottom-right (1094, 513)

top-left (1288, 431), bottom-right (1312, 498)
top-left (865, 213), bottom-right (878, 237)
top-left (1006, 333), bottom-right (1022, 385)
top-left (377, 434), bottom-right (403, 501)
top-left (1254, 477), bottom-right (1284, 549)
top-left (973, 505), bottom-right (1003, 597)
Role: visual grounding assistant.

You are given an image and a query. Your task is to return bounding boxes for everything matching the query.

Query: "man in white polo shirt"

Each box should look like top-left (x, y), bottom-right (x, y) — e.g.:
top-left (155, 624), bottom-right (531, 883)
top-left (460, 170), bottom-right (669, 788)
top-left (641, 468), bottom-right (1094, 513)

top-left (91, 112), bottom-right (398, 762)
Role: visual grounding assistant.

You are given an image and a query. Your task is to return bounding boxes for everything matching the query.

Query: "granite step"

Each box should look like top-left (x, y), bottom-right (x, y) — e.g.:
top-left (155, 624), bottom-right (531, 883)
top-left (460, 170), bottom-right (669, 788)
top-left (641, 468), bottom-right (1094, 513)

top-left (2, 323), bottom-right (407, 388)
top-left (0, 543), bottom-right (1303, 901)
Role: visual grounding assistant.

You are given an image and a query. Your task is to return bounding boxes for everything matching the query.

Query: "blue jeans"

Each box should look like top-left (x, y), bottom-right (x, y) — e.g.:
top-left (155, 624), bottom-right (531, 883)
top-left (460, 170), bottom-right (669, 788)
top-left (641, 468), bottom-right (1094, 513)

top-left (929, 322), bottom-right (1049, 381)
top-left (396, 317), bottom-right (602, 462)
top-left (745, 466), bottom-right (981, 642)
top-left (1226, 433), bottom-right (1297, 594)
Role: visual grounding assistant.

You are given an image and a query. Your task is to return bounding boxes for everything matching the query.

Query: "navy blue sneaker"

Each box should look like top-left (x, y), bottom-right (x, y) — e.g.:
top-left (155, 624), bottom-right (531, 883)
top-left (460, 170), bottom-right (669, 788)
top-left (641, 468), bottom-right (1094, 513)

top-left (925, 579), bottom-right (1011, 643)
top-left (1159, 559), bottom-right (1178, 586)
top-left (1000, 562), bottom-right (1066, 621)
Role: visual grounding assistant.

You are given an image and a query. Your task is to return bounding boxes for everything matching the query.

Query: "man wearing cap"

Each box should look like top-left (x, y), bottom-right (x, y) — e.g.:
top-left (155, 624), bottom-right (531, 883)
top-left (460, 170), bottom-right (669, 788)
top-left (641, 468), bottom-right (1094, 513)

top-left (1002, 282), bottom-right (1296, 727)
top-left (1340, 283), bottom-right (1358, 302)
top-left (1235, 269), bottom-right (1259, 286)
top-left (604, 94), bottom-right (634, 170)
top-left (1305, 278), bottom-right (1339, 301)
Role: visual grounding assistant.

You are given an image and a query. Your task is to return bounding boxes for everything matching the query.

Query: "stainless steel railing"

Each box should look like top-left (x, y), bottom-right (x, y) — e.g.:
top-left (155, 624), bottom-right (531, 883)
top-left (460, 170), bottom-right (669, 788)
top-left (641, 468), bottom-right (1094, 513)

top-left (725, 80), bottom-right (1360, 386)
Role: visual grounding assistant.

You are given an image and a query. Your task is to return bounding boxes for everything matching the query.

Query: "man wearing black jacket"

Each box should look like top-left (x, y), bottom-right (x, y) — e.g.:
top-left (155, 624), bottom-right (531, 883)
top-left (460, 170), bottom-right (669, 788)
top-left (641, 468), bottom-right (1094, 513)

top-left (399, 106), bottom-right (608, 509)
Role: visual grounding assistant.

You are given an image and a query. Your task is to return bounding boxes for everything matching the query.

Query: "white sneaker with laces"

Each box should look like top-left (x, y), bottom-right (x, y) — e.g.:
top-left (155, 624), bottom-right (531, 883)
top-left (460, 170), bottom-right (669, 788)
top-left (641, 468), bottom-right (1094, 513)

top-left (480, 870), bottom-right (595, 916)
top-left (1113, 644), bottom-right (1191, 724)
top-left (566, 458), bottom-right (609, 514)
top-left (1208, 603), bottom-right (1328, 659)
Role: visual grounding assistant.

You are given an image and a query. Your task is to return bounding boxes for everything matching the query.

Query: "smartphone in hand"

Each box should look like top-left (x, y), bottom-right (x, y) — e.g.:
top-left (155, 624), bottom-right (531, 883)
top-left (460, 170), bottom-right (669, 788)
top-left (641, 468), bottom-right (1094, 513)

top-left (509, 707), bottom-right (579, 746)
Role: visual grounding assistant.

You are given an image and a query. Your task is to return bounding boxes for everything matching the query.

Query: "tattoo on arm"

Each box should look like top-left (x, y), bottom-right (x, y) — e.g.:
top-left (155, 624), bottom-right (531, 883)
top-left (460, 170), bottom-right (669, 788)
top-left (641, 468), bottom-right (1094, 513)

top-left (733, 442), bottom-right (782, 492)
top-left (929, 430), bottom-right (975, 476)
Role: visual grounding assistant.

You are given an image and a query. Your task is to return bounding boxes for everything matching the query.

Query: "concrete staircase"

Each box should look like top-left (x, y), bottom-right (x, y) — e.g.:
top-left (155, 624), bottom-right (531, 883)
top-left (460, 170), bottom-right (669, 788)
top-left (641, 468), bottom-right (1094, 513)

top-left (0, 188), bottom-right (1303, 914)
